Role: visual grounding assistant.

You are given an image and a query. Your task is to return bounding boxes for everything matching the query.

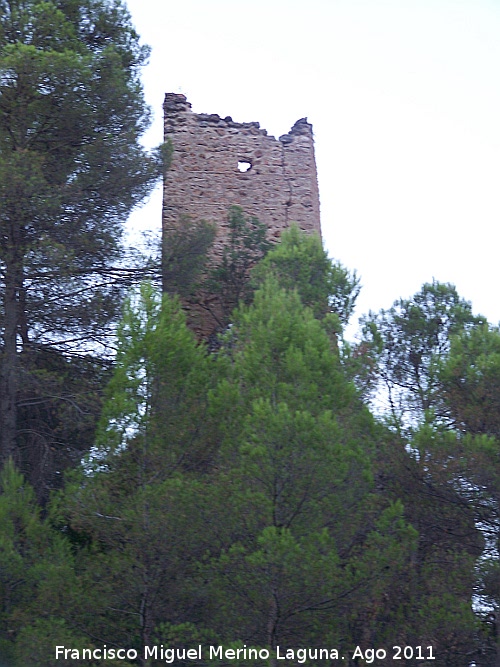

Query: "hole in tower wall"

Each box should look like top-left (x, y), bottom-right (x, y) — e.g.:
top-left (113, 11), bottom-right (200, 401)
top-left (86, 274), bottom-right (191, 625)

top-left (237, 161), bottom-right (252, 173)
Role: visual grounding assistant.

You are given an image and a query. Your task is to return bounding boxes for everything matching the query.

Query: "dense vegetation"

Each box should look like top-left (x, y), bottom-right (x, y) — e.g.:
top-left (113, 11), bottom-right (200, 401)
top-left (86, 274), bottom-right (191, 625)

top-left (1, 2), bottom-right (500, 666)
top-left (0, 0), bottom-right (166, 498)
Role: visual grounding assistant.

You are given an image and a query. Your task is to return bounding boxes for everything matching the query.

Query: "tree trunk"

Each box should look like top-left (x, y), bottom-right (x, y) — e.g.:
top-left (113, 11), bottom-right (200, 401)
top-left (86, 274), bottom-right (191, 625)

top-left (0, 258), bottom-right (20, 463)
top-left (139, 583), bottom-right (154, 667)
top-left (267, 589), bottom-right (279, 667)
top-left (495, 604), bottom-right (500, 667)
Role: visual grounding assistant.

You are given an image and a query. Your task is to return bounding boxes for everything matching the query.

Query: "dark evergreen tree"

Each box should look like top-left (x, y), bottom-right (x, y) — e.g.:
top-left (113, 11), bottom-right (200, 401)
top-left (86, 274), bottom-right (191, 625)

top-left (202, 278), bottom-right (416, 660)
top-left (437, 324), bottom-right (500, 664)
top-left (56, 285), bottom-right (217, 665)
top-left (360, 280), bottom-right (483, 433)
top-left (0, 0), bottom-right (166, 482)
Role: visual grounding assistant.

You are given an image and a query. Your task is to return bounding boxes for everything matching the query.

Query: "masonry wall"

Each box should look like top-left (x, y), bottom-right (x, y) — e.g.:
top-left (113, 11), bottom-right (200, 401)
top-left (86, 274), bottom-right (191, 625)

top-left (163, 93), bottom-right (321, 246)
top-left (162, 93), bottom-right (322, 337)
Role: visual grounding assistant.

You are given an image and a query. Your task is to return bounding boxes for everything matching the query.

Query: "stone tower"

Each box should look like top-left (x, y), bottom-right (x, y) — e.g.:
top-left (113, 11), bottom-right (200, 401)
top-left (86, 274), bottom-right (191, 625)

top-left (162, 93), bottom-right (322, 336)
top-left (163, 93), bottom-right (321, 244)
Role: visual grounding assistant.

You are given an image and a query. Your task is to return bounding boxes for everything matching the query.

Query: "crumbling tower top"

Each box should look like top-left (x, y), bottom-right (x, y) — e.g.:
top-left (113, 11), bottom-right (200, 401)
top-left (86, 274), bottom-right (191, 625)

top-left (161, 94), bottom-right (322, 339)
top-left (162, 93), bottom-right (321, 258)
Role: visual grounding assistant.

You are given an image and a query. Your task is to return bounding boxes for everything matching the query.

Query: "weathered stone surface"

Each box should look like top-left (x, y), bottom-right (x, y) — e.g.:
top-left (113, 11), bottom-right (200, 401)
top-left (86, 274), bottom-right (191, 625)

top-left (162, 93), bottom-right (322, 338)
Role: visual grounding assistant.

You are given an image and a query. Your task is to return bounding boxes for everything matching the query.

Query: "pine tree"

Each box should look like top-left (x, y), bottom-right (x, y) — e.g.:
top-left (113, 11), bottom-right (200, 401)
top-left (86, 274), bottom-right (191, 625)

top-left (202, 277), bottom-right (416, 658)
top-left (360, 280), bottom-right (483, 433)
top-left (60, 285), bottom-right (216, 662)
top-left (0, 0), bottom-right (165, 474)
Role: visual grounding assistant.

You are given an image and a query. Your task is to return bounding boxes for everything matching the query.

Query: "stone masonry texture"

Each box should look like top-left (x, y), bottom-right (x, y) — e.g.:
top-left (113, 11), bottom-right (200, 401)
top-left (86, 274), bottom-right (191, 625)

top-left (162, 93), bottom-right (322, 336)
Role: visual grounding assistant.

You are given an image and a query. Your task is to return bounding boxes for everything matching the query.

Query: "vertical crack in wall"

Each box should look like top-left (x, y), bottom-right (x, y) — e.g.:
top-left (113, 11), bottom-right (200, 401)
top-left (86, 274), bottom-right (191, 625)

top-left (280, 140), bottom-right (293, 229)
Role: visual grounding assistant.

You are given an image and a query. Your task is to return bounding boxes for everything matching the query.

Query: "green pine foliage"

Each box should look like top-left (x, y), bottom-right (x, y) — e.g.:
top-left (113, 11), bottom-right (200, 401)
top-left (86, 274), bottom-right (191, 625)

top-left (2, 222), bottom-right (497, 664)
top-left (360, 280), bottom-right (484, 432)
top-left (201, 278), bottom-right (416, 653)
top-left (253, 223), bottom-right (360, 324)
top-left (0, 4), bottom-right (498, 656)
top-left (0, 460), bottom-right (90, 666)
top-left (0, 0), bottom-right (166, 490)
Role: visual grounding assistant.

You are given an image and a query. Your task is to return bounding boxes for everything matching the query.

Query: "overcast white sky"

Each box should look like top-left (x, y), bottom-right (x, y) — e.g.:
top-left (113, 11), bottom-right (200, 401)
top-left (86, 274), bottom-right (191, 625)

top-left (125, 0), bottom-right (500, 334)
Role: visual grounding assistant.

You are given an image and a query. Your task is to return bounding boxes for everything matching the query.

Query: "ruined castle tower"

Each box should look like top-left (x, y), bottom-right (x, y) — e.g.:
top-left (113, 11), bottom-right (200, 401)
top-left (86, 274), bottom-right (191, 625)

top-left (162, 93), bottom-right (322, 336)
top-left (163, 93), bottom-right (321, 243)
